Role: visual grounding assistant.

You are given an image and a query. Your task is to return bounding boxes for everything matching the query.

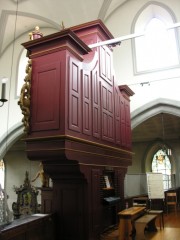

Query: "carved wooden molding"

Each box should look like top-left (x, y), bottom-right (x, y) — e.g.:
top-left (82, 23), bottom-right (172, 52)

top-left (18, 59), bottom-right (32, 133)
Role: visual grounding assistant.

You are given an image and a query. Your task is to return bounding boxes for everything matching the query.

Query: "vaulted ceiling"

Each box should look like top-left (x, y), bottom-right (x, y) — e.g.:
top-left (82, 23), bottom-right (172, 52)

top-left (132, 113), bottom-right (180, 143)
top-left (0, 0), bottom-right (128, 56)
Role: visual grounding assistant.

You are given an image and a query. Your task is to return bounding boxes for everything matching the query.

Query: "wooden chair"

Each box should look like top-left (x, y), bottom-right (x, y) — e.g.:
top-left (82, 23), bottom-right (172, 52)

top-left (166, 192), bottom-right (177, 213)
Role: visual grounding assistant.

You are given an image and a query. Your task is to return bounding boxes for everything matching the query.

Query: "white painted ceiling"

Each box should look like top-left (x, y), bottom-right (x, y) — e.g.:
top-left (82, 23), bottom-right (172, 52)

top-left (0, 0), bottom-right (128, 55)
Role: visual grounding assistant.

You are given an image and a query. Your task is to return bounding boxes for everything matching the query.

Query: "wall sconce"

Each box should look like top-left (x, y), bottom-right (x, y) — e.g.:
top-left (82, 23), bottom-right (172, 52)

top-left (0, 78), bottom-right (8, 107)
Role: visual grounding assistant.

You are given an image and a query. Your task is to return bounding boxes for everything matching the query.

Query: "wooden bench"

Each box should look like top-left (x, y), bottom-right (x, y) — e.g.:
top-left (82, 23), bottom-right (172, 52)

top-left (147, 210), bottom-right (164, 229)
top-left (135, 214), bottom-right (157, 240)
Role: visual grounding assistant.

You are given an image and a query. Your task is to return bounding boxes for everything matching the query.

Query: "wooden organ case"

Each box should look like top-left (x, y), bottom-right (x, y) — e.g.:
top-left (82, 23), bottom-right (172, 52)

top-left (21, 20), bottom-right (134, 240)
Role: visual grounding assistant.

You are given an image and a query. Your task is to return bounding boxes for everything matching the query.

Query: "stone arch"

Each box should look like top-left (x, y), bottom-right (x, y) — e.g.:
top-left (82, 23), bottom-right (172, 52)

top-left (0, 123), bottom-right (24, 159)
top-left (131, 98), bottom-right (178, 185)
top-left (131, 98), bottom-right (180, 129)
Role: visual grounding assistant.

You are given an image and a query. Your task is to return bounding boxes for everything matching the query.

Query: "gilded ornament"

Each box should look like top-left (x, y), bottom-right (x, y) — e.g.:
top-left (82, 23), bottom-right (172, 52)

top-left (18, 59), bottom-right (32, 133)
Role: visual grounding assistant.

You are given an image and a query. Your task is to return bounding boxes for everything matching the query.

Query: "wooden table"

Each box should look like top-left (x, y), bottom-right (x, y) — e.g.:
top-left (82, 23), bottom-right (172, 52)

top-left (118, 206), bottom-right (146, 240)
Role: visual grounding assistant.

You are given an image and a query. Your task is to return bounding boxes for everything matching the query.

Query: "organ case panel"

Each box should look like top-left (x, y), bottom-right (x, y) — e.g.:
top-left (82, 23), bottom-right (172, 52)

top-left (22, 20), bottom-right (134, 240)
top-left (69, 57), bottom-right (81, 133)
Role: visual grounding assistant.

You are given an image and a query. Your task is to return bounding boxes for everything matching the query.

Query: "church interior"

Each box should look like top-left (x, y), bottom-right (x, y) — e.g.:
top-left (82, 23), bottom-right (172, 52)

top-left (0, 0), bottom-right (180, 239)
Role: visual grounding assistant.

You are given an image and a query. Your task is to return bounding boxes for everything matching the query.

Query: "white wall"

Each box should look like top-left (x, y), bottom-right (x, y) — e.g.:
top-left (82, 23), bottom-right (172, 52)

top-left (5, 148), bottom-right (42, 211)
top-left (105, 0), bottom-right (180, 113)
top-left (0, 27), bottom-right (58, 159)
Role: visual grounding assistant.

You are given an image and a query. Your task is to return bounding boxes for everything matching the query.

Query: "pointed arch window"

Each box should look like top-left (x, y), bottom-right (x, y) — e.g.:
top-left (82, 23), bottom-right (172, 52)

top-left (133, 4), bottom-right (180, 73)
top-left (152, 149), bottom-right (172, 190)
top-left (17, 49), bottom-right (29, 97)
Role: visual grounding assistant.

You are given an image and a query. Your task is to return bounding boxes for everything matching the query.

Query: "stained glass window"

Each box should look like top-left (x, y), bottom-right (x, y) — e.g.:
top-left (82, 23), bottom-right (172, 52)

top-left (152, 149), bottom-right (171, 190)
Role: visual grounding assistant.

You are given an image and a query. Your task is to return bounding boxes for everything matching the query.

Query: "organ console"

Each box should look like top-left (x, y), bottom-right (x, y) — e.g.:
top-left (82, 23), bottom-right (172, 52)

top-left (21, 19), bottom-right (134, 240)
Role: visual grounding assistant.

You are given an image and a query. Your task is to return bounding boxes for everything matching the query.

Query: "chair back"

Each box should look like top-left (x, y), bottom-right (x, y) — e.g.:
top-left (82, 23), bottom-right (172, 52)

top-left (166, 192), bottom-right (177, 202)
top-left (166, 192), bottom-right (177, 213)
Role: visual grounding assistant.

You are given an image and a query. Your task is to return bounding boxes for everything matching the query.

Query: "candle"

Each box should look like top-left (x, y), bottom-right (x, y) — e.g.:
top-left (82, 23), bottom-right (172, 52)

top-left (1, 78), bottom-right (8, 100)
top-left (1, 83), bottom-right (6, 100)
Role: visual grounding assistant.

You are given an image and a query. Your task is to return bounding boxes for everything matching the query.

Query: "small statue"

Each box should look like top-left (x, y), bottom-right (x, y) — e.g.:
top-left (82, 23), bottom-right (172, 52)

top-left (60, 21), bottom-right (65, 30)
top-left (31, 162), bottom-right (49, 188)
top-left (29, 26), bottom-right (43, 40)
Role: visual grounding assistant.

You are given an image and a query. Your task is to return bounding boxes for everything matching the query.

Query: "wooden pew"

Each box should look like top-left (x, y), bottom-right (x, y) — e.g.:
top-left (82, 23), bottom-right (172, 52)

top-left (135, 214), bottom-right (157, 240)
top-left (118, 207), bottom-right (146, 240)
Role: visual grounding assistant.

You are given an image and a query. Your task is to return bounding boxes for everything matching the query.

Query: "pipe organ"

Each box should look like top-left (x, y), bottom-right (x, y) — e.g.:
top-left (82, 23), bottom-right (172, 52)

top-left (21, 19), bottom-right (134, 240)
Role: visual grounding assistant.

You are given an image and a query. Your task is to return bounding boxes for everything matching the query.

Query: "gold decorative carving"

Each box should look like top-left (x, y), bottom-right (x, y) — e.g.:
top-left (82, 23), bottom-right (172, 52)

top-left (18, 59), bottom-right (32, 133)
top-left (12, 171), bottom-right (39, 218)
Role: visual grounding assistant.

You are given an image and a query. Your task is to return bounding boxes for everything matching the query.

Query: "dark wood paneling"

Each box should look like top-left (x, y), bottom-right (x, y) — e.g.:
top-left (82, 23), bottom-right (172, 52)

top-left (41, 188), bottom-right (53, 214)
top-left (115, 90), bottom-right (131, 147)
top-left (125, 100), bottom-right (131, 148)
top-left (99, 46), bottom-right (112, 85)
top-left (101, 81), bottom-right (114, 142)
top-left (0, 215), bottom-right (55, 240)
top-left (91, 169), bottom-right (102, 238)
top-left (82, 70), bottom-right (92, 136)
top-left (69, 57), bottom-right (81, 133)
top-left (31, 54), bottom-right (61, 132)
top-left (120, 98), bottom-right (126, 146)
top-left (114, 86), bottom-right (121, 145)
top-left (53, 182), bottom-right (87, 240)
top-left (92, 63), bottom-right (100, 139)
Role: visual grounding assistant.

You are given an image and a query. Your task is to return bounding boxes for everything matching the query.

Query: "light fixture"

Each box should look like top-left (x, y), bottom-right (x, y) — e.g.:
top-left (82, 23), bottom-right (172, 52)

top-left (140, 81), bottom-right (150, 87)
top-left (0, 78), bottom-right (8, 107)
top-left (161, 113), bottom-right (171, 156)
top-left (88, 21), bottom-right (180, 49)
